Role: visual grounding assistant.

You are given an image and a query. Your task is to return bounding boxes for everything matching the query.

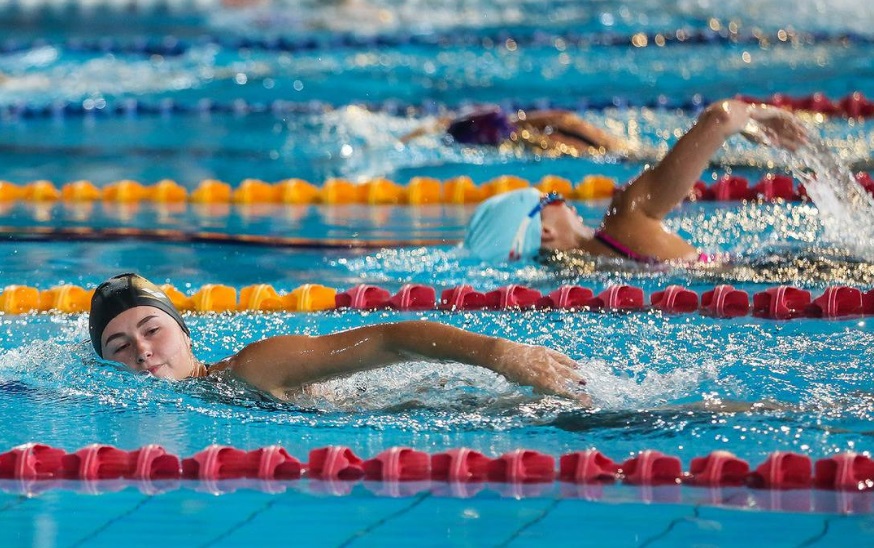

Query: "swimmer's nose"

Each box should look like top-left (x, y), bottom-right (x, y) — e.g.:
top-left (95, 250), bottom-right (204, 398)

top-left (134, 341), bottom-right (152, 365)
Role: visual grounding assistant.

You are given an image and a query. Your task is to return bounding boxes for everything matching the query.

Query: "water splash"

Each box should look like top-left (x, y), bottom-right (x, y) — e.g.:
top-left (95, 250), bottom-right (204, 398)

top-left (777, 136), bottom-right (874, 261)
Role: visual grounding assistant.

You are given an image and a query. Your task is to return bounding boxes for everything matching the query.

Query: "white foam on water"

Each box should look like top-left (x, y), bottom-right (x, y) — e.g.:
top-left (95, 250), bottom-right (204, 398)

top-left (776, 135), bottom-right (874, 261)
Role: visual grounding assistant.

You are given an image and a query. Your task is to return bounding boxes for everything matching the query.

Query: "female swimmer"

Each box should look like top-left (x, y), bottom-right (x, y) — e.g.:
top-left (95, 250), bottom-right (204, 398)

top-left (463, 99), bottom-right (809, 264)
top-left (88, 273), bottom-right (590, 405)
top-left (400, 105), bottom-right (633, 157)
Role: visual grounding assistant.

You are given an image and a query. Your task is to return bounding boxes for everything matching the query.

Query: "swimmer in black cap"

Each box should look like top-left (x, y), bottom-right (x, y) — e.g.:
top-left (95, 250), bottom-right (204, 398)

top-left (89, 273), bottom-right (590, 404)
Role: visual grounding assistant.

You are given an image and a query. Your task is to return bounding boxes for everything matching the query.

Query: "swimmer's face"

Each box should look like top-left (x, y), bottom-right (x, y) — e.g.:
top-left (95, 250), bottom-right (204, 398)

top-left (100, 306), bottom-right (196, 380)
top-left (540, 201), bottom-right (586, 251)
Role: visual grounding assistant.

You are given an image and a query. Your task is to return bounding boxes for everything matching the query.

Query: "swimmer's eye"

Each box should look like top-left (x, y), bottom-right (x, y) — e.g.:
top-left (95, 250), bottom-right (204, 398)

top-left (111, 343), bottom-right (129, 355)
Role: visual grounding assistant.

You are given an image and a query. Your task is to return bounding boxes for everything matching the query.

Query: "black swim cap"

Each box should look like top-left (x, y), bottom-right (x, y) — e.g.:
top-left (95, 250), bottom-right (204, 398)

top-left (89, 273), bottom-right (189, 358)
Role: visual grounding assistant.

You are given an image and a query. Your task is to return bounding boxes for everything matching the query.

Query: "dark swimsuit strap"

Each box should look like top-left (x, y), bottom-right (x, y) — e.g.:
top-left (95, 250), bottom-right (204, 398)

top-left (592, 229), bottom-right (660, 264)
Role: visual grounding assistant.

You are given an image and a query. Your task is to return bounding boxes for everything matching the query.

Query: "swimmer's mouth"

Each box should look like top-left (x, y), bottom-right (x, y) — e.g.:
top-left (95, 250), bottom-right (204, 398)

top-left (143, 364), bottom-right (165, 376)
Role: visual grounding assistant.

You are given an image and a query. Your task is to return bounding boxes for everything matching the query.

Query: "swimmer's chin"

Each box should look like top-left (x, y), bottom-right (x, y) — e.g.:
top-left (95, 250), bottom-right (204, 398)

top-left (134, 364), bottom-right (176, 381)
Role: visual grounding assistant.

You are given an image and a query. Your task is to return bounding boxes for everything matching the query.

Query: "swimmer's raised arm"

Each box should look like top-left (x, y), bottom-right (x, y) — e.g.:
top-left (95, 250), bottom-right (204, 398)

top-left (221, 321), bottom-right (591, 405)
top-left (618, 99), bottom-right (808, 221)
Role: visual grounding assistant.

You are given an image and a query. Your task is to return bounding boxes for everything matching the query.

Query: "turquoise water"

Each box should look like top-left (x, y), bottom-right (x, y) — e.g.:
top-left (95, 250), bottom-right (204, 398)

top-left (2, 0), bottom-right (874, 545)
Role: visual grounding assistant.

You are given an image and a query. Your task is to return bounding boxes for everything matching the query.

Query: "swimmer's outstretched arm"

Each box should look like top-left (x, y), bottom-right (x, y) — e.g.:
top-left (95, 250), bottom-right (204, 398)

top-left (522, 110), bottom-right (631, 153)
top-left (399, 116), bottom-right (453, 143)
top-left (619, 99), bottom-right (808, 220)
top-left (220, 321), bottom-right (590, 405)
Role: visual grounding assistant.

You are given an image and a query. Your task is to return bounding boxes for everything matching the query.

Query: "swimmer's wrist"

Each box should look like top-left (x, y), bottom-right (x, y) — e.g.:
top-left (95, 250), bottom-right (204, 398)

top-left (704, 99), bottom-right (750, 137)
top-left (483, 337), bottom-right (513, 374)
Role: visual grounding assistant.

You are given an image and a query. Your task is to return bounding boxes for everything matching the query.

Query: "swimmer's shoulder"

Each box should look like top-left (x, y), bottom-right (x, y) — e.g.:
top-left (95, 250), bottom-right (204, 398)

top-left (205, 350), bottom-right (287, 401)
top-left (206, 357), bottom-right (234, 374)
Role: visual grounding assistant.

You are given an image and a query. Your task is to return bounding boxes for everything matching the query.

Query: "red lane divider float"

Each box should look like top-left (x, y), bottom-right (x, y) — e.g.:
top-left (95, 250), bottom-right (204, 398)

top-left (332, 283), bottom-right (874, 320)
top-left (180, 445), bottom-right (302, 481)
top-left (335, 285), bottom-right (391, 310)
top-left (559, 450), bottom-right (619, 483)
top-left (807, 286), bottom-right (864, 318)
top-left (537, 286), bottom-right (595, 309)
top-left (701, 285), bottom-right (750, 318)
top-left (622, 450), bottom-right (684, 486)
top-left (363, 447), bottom-right (430, 481)
top-left (388, 284), bottom-right (436, 311)
top-left (687, 451), bottom-right (750, 487)
top-left (748, 452), bottom-right (813, 490)
top-left (687, 172), bottom-right (873, 202)
top-left (487, 450), bottom-right (556, 483)
top-left (307, 446), bottom-right (365, 481)
top-left (753, 286), bottom-right (812, 320)
top-left (439, 285), bottom-right (487, 311)
top-left (2, 444), bottom-right (873, 494)
top-left (739, 91), bottom-right (874, 119)
top-left (651, 285), bottom-right (699, 313)
top-left (431, 448), bottom-right (492, 482)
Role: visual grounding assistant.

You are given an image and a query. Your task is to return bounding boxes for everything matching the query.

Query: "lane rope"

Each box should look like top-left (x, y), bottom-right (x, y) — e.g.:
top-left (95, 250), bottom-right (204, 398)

top-left (1, 92), bottom-right (872, 120)
top-left (2, 27), bottom-right (872, 57)
top-left (4, 170), bottom-right (869, 206)
top-left (1, 281), bottom-right (871, 319)
top-left (0, 443), bottom-right (871, 501)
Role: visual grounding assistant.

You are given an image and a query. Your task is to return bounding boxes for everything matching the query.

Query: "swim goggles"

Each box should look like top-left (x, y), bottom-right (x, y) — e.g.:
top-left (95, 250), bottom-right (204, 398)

top-left (507, 192), bottom-right (565, 260)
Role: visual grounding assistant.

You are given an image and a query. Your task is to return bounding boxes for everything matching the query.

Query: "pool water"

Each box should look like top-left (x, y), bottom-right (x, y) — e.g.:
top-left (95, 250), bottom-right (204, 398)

top-left (1, 0), bottom-right (874, 545)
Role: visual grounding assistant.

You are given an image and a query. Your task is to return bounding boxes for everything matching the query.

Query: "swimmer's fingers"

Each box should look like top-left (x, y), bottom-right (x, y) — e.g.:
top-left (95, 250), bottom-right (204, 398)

top-left (490, 342), bottom-right (590, 405)
top-left (528, 348), bottom-right (591, 404)
top-left (746, 106), bottom-right (809, 150)
top-left (768, 117), bottom-right (809, 150)
top-left (544, 348), bottom-right (586, 385)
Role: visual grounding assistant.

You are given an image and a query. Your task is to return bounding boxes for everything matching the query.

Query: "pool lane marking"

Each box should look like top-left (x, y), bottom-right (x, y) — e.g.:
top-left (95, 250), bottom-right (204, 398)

top-left (636, 506), bottom-right (701, 548)
top-left (335, 491), bottom-right (432, 548)
top-left (494, 498), bottom-right (561, 548)
top-left (797, 516), bottom-right (835, 547)
top-left (0, 495), bottom-right (31, 514)
top-left (0, 226), bottom-right (453, 249)
top-left (197, 496), bottom-right (283, 548)
top-left (68, 495), bottom-right (153, 548)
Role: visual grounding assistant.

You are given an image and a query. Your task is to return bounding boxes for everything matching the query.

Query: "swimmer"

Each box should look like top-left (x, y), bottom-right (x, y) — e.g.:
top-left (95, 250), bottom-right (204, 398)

top-left (400, 105), bottom-right (634, 157)
top-left (88, 273), bottom-right (591, 405)
top-left (463, 99), bottom-right (809, 264)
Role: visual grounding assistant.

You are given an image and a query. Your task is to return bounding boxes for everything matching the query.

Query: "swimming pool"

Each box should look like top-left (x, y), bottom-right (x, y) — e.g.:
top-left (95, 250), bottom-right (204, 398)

top-left (1, 0), bottom-right (874, 545)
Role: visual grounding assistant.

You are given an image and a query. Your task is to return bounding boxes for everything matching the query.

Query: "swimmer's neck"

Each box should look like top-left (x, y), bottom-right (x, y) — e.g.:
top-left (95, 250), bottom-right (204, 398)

top-left (189, 361), bottom-right (209, 378)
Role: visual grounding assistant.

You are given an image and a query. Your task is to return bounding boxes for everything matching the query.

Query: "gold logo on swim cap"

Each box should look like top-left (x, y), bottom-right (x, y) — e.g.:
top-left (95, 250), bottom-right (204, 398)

top-left (140, 287), bottom-right (168, 301)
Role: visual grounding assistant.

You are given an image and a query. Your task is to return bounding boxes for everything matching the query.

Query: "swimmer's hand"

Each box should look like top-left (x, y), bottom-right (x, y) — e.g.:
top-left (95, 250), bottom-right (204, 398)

top-left (741, 104), bottom-right (809, 151)
top-left (487, 340), bottom-right (591, 406)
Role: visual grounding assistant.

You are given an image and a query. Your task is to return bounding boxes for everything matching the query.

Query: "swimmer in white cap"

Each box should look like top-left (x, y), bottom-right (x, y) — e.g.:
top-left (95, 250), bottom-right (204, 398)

top-left (464, 99), bottom-right (808, 264)
top-left (89, 273), bottom-right (591, 405)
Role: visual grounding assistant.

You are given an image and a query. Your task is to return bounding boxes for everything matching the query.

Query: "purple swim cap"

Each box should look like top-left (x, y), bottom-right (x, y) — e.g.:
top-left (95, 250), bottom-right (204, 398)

top-left (446, 107), bottom-right (515, 146)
